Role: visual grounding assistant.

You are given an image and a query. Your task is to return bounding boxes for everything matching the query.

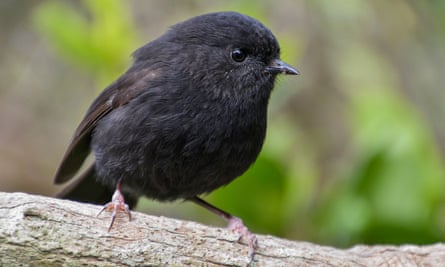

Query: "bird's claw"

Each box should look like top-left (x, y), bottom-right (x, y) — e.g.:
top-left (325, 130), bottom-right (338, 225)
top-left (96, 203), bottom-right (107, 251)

top-left (97, 185), bottom-right (131, 231)
top-left (228, 216), bottom-right (258, 262)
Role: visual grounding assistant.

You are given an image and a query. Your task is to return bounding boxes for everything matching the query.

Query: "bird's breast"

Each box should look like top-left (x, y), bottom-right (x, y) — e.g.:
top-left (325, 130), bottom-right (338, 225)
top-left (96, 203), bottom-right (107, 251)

top-left (92, 90), bottom-right (268, 200)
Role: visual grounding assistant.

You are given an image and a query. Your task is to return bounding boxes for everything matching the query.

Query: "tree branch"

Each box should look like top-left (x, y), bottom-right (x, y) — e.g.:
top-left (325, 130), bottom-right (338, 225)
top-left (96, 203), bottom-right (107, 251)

top-left (0, 192), bottom-right (444, 266)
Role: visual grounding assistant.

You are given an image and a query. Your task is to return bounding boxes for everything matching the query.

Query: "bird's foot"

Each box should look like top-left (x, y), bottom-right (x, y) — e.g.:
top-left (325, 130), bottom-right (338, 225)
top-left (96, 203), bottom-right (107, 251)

top-left (97, 183), bottom-right (131, 231)
top-left (227, 216), bottom-right (258, 262)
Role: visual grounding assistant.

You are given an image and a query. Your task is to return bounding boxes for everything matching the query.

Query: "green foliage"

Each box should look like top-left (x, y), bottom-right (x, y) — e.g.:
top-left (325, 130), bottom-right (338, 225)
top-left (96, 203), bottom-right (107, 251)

top-left (209, 154), bottom-right (288, 236)
top-left (33, 0), bottom-right (138, 87)
top-left (316, 90), bottom-right (445, 245)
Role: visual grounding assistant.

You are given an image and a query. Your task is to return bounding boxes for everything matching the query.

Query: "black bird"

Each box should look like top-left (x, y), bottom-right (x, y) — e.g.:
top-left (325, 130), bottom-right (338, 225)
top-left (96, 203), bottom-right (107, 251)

top-left (54, 11), bottom-right (298, 260)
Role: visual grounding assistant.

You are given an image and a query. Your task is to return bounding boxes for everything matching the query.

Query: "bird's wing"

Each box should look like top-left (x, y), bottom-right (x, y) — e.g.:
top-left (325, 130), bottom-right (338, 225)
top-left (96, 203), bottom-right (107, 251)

top-left (54, 67), bottom-right (158, 184)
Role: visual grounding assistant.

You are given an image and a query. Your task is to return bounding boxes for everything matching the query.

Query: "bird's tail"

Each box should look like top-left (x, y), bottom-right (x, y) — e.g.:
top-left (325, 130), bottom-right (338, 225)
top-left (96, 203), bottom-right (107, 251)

top-left (55, 164), bottom-right (139, 209)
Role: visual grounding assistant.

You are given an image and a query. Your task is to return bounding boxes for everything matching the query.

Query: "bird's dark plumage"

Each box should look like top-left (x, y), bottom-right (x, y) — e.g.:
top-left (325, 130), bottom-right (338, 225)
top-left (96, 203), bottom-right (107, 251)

top-left (55, 11), bottom-right (297, 204)
top-left (54, 11), bottom-right (298, 259)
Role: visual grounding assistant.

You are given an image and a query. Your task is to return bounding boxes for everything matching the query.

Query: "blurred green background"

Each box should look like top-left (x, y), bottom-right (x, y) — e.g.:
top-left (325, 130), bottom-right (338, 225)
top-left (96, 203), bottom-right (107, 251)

top-left (1, 0), bottom-right (445, 247)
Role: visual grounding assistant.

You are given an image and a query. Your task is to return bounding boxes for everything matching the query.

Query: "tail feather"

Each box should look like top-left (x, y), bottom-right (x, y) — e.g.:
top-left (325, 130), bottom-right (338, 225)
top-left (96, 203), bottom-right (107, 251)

top-left (56, 164), bottom-right (138, 209)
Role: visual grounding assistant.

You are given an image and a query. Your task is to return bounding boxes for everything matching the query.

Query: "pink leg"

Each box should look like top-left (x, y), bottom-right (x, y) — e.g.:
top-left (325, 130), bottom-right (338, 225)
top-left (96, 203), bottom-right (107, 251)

top-left (97, 181), bottom-right (131, 231)
top-left (190, 196), bottom-right (258, 261)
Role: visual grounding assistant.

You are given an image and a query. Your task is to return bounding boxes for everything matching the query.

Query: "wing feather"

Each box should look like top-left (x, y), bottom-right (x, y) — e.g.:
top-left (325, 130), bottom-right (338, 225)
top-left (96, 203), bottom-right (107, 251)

top-left (54, 66), bottom-right (158, 184)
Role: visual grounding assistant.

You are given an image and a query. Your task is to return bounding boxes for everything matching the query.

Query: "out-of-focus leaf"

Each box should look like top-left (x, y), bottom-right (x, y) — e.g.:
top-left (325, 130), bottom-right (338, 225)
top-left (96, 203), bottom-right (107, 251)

top-left (33, 0), bottom-right (138, 87)
top-left (317, 90), bottom-right (445, 246)
top-left (207, 154), bottom-right (288, 236)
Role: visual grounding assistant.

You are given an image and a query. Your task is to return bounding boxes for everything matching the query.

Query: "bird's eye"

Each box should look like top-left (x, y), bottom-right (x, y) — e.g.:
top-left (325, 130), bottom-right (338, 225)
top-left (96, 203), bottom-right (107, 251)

top-left (231, 48), bottom-right (247, 62)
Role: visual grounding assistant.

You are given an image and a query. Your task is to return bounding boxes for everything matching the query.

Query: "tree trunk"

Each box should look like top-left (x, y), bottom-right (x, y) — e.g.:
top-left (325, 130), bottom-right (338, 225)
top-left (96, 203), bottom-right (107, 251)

top-left (0, 192), bottom-right (444, 266)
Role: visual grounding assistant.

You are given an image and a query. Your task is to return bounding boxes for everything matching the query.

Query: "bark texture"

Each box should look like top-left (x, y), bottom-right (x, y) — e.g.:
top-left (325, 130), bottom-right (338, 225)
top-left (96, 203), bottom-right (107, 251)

top-left (0, 192), bottom-right (444, 266)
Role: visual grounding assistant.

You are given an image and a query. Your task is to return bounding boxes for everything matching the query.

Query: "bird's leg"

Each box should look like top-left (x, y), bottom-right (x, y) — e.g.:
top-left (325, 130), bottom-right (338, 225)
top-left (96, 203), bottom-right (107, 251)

top-left (97, 179), bottom-right (131, 231)
top-left (190, 196), bottom-right (258, 261)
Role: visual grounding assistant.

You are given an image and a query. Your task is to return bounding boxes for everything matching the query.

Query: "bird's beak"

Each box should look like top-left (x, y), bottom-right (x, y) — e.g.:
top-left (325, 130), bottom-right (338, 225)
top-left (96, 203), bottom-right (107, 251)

top-left (265, 59), bottom-right (299, 75)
